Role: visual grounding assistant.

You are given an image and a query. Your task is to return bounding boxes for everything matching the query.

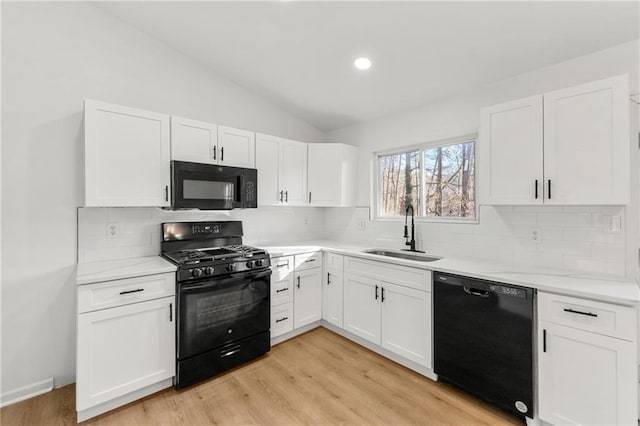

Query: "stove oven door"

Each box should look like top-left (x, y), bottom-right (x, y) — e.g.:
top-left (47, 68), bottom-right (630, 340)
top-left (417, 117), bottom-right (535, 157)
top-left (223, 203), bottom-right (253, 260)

top-left (177, 269), bottom-right (271, 360)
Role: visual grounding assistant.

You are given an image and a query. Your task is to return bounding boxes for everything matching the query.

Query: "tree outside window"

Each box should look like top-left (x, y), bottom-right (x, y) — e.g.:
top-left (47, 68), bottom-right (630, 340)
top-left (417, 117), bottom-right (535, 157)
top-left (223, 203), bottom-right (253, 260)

top-left (377, 138), bottom-right (476, 220)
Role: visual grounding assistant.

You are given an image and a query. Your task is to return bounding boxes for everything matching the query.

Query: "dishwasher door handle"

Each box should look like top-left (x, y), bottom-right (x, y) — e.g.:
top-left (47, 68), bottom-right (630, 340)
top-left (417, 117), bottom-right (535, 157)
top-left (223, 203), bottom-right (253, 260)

top-left (463, 286), bottom-right (490, 297)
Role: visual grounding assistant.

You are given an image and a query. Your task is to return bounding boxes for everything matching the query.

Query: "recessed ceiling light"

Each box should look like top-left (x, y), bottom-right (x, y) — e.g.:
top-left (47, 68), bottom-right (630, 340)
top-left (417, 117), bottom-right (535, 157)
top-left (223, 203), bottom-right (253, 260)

top-left (354, 57), bottom-right (372, 70)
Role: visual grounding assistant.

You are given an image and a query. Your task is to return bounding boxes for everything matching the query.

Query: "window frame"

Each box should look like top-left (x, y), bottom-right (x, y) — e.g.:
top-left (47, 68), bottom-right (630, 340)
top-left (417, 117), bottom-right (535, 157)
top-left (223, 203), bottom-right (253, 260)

top-left (372, 133), bottom-right (478, 223)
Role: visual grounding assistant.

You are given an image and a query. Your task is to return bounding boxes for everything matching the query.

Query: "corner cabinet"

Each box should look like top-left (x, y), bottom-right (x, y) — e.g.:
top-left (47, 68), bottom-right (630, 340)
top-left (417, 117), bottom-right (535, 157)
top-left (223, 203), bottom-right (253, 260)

top-left (307, 143), bottom-right (358, 207)
top-left (537, 292), bottom-right (637, 425)
top-left (84, 99), bottom-right (171, 207)
top-left (479, 75), bottom-right (630, 205)
top-left (76, 273), bottom-right (176, 422)
top-left (255, 133), bottom-right (307, 206)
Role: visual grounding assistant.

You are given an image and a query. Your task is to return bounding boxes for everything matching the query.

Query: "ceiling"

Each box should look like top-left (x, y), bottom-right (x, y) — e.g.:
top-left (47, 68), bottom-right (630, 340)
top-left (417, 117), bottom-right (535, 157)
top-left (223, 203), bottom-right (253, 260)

top-left (96, 1), bottom-right (639, 132)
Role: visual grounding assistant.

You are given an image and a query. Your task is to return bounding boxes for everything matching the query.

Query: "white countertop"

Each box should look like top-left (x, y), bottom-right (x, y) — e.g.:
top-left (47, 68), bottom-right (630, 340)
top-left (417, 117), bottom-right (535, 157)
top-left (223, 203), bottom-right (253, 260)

top-left (76, 256), bottom-right (177, 285)
top-left (262, 240), bottom-right (640, 305)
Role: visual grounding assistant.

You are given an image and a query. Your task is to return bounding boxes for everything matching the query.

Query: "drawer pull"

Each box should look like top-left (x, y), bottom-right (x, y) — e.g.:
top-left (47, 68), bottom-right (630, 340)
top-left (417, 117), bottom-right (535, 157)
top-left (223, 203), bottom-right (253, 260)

top-left (220, 345), bottom-right (240, 358)
top-left (305, 258), bottom-right (317, 263)
top-left (119, 288), bottom-right (144, 295)
top-left (563, 308), bottom-right (597, 318)
top-left (275, 316), bottom-right (289, 323)
top-left (276, 263), bottom-right (288, 268)
top-left (275, 288), bottom-right (288, 293)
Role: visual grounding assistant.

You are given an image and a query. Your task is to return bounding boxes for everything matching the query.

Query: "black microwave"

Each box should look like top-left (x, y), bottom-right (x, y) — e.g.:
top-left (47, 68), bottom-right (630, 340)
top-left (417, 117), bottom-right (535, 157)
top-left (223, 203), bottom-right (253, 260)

top-left (171, 161), bottom-right (257, 210)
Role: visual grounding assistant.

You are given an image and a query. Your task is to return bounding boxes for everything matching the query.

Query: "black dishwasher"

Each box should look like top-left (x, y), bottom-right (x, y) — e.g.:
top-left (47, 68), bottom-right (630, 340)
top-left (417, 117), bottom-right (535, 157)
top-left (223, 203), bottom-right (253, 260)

top-left (433, 272), bottom-right (534, 418)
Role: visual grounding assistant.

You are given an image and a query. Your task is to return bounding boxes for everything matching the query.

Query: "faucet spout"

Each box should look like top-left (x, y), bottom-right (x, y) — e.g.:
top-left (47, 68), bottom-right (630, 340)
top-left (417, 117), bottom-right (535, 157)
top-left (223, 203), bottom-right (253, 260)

top-left (402, 204), bottom-right (424, 253)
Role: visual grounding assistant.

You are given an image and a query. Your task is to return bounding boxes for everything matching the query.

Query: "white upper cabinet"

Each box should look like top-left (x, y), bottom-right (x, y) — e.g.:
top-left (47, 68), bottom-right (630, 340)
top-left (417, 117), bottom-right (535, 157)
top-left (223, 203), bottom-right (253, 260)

top-left (307, 143), bottom-right (358, 207)
top-left (255, 133), bottom-right (307, 206)
top-left (543, 76), bottom-right (629, 205)
top-left (170, 116), bottom-right (217, 164)
top-left (480, 75), bottom-right (630, 205)
top-left (479, 95), bottom-right (544, 205)
top-left (217, 126), bottom-right (256, 168)
top-left (84, 99), bottom-right (171, 207)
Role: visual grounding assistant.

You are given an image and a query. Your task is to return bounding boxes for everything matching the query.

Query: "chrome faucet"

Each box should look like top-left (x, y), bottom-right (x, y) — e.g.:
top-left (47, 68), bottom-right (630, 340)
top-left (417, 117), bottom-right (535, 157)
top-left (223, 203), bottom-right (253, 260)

top-left (403, 205), bottom-right (424, 253)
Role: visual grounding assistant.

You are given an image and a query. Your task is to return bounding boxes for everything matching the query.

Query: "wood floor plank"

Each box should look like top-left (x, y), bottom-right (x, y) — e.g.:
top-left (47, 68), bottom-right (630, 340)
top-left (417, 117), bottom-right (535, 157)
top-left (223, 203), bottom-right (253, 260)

top-left (1, 327), bottom-right (523, 426)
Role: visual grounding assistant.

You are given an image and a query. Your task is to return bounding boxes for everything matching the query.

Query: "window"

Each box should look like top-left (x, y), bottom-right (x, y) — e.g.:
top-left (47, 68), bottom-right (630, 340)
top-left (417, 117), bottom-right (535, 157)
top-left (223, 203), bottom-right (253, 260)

top-left (376, 136), bottom-right (476, 220)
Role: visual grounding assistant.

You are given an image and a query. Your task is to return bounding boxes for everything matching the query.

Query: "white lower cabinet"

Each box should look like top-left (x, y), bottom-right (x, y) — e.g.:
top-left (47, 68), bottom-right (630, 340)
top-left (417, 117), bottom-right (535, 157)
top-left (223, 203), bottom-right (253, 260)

top-left (269, 255), bottom-right (294, 339)
top-left (294, 267), bottom-right (322, 328)
top-left (322, 253), bottom-right (344, 328)
top-left (343, 256), bottom-right (432, 369)
top-left (537, 292), bottom-right (637, 425)
top-left (76, 279), bottom-right (175, 421)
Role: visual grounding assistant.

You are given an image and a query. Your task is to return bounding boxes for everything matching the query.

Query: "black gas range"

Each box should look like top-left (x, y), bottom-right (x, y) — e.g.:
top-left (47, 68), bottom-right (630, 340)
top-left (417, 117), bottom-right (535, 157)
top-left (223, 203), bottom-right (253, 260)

top-left (161, 221), bottom-right (272, 388)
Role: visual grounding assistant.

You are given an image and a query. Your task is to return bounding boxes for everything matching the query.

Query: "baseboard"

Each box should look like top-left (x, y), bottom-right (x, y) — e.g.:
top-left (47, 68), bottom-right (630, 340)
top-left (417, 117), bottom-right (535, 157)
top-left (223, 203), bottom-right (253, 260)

top-left (270, 321), bottom-right (322, 346)
top-left (0, 378), bottom-right (54, 408)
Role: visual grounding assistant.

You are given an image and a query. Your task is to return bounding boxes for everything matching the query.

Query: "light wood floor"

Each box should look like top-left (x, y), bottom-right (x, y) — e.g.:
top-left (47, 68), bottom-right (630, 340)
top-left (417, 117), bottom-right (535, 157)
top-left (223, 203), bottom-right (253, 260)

top-left (1, 327), bottom-right (523, 426)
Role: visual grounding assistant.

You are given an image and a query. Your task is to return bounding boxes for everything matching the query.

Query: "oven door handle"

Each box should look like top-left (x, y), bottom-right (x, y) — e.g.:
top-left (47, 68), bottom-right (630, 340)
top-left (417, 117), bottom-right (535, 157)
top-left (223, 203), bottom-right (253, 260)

top-left (180, 269), bottom-right (272, 291)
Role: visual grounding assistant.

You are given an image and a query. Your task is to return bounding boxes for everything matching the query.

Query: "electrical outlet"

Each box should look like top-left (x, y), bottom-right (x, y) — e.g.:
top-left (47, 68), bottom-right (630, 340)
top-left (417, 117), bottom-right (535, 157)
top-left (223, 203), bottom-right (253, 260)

top-left (530, 227), bottom-right (541, 243)
top-left (357, 219), bottom-right (367, 230)
top-left (606, 215), bottom-right (622, 233)
top-left (106, 223), bottom-right (120, 238)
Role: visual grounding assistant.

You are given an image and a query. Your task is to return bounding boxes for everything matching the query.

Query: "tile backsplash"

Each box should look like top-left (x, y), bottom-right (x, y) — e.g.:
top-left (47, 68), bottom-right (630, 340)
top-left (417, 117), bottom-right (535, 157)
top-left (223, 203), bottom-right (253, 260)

top-left (79, 204), bottom-right (628, 279)
top-left (77, 206), bottom-right (326, 263)
top-left (324, 205), bottom-right (628, 278)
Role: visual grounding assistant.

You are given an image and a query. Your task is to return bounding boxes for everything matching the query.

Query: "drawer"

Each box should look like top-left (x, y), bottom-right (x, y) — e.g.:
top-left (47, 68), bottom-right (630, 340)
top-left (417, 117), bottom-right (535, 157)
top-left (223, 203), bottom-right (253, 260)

top-left (271, 255), bottom-right (294, 280)
top-left (538, 292), bottom-right (636, 341)
top-left (295, 252), bottom-right (322, 271)
top-left (271, 274), bottom-right (293, 306)
top-left (271, 303), bottom-right (293, 338)
top-left (78, 273), bottom-right (175, 313)
top-left (324, 252), bottom-right (344, 270)
top-left (344, 256), bottom-right (432, 292)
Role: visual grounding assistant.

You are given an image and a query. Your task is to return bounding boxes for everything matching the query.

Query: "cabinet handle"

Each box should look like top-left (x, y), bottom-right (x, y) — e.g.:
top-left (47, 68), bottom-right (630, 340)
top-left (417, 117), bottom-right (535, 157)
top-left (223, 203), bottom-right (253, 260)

top-left (276, 263), bottom-right (288, 269)
top-left (534, 179), bottom-right (538, 199)
top-left (285, 191), bottom-right (288, 203)
top-left (375, 285), bottom-right (379, 300)
top-left (221, 147), bottom-right (224, 162)
top-left (543, 329), bottom-right (546, 352)
top-left (165, 185), bottom-right (169, 202)
top-left (547, 179), bottom-right (551, 199)
top-left (275, 316), bottom-right (289, 323)
top-left (280, 190), bottom-right (284, 203)
top-left (213, 146), bottom-right (217, 160)
top-left (275, 288), bottom-right (288, 293)
top-left (381, 287), bottom-right (385, 302)
top-left (305, 258), bottom-right (316, 263)
top-left (297, 276), bottom-right (301, 289)
top-left (327, 272), bottom-right (331, 285)
top-left (120, 288), bottom-right (144, 295)
top-left (169, 303), bottom-right (173, 322)
top-left (563, 308), bottom-right (597, 317)
top-left (308, 192), bottom-right (312, 203)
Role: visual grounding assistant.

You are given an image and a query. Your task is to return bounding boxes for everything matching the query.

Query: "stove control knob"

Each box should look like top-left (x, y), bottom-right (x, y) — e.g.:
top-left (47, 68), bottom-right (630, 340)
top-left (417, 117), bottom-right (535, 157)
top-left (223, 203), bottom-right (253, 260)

top-left (246, 260), bottom-right (254, 268)
top-left (204, 266), bottom-right (215, 275)
top-left (192, 268), bottom-right (203, 278)
top-left (255, 259), bottom-right (264, 267)
top-left (227, 263), bottom-right (236, 272)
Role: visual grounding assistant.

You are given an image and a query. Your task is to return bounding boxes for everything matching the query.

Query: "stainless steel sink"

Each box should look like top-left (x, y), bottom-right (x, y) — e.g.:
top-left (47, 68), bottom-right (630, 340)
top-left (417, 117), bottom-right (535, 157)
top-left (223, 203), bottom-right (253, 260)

top-left (362, 249), bottom-right (441, 262)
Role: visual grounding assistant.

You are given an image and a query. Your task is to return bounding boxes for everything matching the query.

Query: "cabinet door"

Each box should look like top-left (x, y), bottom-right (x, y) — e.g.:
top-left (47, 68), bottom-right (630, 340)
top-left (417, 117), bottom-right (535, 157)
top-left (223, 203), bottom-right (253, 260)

top-left (293, 268), bottom-right (322, 328)
top-left (543, 75), bottom-right (629, 204)
top-left (217, 126), bottom-right (255, 168)
top-left (280, 139), bottom-right (307, 205)
top-left (84, 99), bottom-right (170, 207)
top-left (538, 321), bottom-right (636, 425)
top-left (270, 255), bottom-right (294, 306)
top-left (479, 95), bottom-right (543, 205)
top-left (308, 143), bottom-right (342, 206)
top-left (170, 116), bottom-right (217, 164)
top-left (76, 296), bottom-right (175, 411)
top-left (343, 273), bottom-right (381, 345)
top-left (380, 283), bottom-right (431, 368)
top-left (255, 133), bottom-right (282, 206)
top-left (322, 268), bottom-right (344, 328)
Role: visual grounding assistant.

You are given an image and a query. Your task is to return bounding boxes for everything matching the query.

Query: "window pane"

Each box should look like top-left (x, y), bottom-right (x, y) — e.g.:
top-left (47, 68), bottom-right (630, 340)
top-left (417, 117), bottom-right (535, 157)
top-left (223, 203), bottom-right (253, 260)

top-left (378, 151), bottom-right (420, 216)
top-left (423, 141), bottom-right (475, 218)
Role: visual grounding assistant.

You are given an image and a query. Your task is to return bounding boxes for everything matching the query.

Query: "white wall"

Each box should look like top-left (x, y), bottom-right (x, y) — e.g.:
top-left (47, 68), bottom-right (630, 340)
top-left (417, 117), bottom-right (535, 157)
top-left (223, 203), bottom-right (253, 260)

top-left (326, 40), bottom-right (639, 279)
top-left (1, 2), bottom-right (325, 398)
